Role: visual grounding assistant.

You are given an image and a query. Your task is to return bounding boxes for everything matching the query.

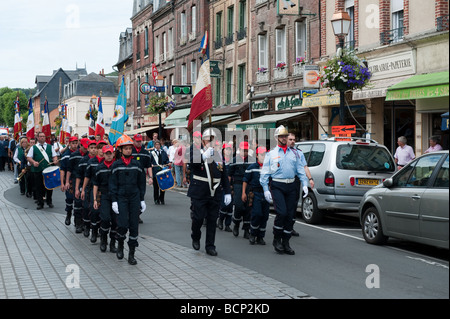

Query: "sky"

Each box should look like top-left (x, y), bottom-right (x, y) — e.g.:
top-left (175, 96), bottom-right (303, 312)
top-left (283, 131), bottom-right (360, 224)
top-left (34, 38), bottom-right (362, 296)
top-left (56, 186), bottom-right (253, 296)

top-left (0, 0), bottom-right (133, 89)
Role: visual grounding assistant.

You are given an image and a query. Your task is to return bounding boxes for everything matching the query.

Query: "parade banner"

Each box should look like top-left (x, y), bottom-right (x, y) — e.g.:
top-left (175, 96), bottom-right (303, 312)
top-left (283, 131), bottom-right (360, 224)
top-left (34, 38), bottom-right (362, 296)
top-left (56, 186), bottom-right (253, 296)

top-left (42, 99), bottom-right (51, 144)
top-left (95, 96), bottom-right (105, 138)
top-left (26, 98), bottom-right (35, 140)
top-left (109, 76), bottom-right (128, 146)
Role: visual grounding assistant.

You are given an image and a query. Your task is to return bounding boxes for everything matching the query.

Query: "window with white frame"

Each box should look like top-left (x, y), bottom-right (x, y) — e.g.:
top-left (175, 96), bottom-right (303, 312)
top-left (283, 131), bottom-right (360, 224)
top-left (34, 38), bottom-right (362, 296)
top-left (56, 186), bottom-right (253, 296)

top-left (345, 0), bottom-right (355, 49)
top-left (162, 32), bottom-right (167, 61)
top-left (275, 27), bottom-right (286, 65)
top-left (154, 35), bottom-right (160, 63)
top-left (181, 12), bottom-right (187, 42)
top-left (391, 0), bottom-right (404, 43)
top-left (258, 34), bottom-right (268, 70)
top-left (295, 21), bottom-right (307, 60)
top-left (168, 28), bottom-right (174, 58)
top-left (181, 64), bottom-right (187, 85)
top-left (191, 6), bottom-right (197, 36)
top-left (190, 60), bottom-right (197, 85)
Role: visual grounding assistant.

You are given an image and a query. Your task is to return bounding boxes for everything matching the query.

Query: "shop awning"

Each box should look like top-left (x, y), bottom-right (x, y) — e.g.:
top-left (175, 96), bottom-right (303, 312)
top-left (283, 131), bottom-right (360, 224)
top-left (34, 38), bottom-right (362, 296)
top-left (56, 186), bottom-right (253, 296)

top-left (386, 71), bottom-right (449, 101)
top-left (302, 90), bottom-right (340, 107)
top-left (442, 112), bottom-right (449, 131)
top-left (352, 75), bottom-right (412, 100)
top-left (164, 108), bottom-right (190, 127)
top-left (125, 125), bottom-right (159, 136)
top-left (236, 112), bottom-right (307, 130)
top-left (202, 114), bottom-right (239, 125)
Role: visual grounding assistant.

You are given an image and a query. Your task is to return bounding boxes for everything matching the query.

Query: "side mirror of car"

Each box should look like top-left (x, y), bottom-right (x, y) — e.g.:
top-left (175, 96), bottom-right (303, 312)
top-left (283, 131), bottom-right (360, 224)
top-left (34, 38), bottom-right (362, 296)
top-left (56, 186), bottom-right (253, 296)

top-left (383, 178), bottom-right (393, 188)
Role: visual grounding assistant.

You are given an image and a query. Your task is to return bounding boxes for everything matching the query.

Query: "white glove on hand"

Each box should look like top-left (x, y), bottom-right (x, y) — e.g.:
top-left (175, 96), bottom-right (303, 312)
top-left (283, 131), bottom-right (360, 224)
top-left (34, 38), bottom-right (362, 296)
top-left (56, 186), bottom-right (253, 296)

top-left (224, 194), bottom-right (232, 206)
top-left (201, 147), bottom-right (214, 161)
top-left (112, 202), bottom-right (119, 214)
top-left (264, 191), bottom-right (273, 203)
top-left (140, 201), bottom-right (146, 213)
top-left (302, 186), bottom-right (309, 198)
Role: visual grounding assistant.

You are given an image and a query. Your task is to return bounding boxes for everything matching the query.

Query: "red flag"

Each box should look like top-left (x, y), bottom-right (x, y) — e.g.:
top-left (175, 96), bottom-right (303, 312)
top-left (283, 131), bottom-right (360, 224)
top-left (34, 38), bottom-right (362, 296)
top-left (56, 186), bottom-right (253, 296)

top-left (188, 59), bottom-right (212, 130)
top-left (42, 99), bottom-right (51, 144)
top-left (94, 96), bottom-right (105, 138)
top-left (14, 96), bottom-right (22, 141)
top-left (26, 98), bottom-right (35, 141)
top-left (59, 104), bottom-right (71, 142)
top-left (88, 104), bottom-right (95, 137)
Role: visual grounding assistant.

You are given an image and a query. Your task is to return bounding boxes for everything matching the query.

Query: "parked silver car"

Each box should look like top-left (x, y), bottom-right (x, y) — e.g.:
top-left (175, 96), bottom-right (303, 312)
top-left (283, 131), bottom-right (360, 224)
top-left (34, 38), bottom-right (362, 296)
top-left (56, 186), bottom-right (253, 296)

top-left (295, 137), bottom-right (396, 224)
top-left (359, 150), bottom-right (449, 249)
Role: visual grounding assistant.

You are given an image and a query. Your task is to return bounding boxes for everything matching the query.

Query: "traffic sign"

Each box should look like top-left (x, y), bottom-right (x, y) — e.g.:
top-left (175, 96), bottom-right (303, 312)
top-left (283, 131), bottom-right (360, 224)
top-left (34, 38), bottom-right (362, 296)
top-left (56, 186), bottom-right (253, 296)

top-left (139, 82), bottom-right (152, 95)
top-left (171, 85), bottom-right (192, 95)
top-left (331, 125), bottom-right (356, 135)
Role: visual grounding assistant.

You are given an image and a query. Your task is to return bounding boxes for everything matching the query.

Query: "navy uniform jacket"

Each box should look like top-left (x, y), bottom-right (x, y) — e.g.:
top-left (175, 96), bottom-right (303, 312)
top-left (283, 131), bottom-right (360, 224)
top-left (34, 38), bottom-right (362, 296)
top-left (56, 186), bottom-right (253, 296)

top-left (67, 150), bottom-right (85, 180)
top-left (60, 148), bottom-right (72, 173)
top-left (228, 155), bottom-right (256, 184)
top-left (85, 157), bottom-right (104, 190)
top-left (243, 162), bottom-right (264, 192)
top-left (109, 157), bottom-right (146, 203)
top-left (92, 161), bottom-right (114, 199)
top-left (149, 149), bottom-right (170, 176)
top-left (75, 154), bottom-right (92, 182)
top-left (132, 146), bottom-right (151, 169)
top-left (187, 144), bottom-right (231, 201)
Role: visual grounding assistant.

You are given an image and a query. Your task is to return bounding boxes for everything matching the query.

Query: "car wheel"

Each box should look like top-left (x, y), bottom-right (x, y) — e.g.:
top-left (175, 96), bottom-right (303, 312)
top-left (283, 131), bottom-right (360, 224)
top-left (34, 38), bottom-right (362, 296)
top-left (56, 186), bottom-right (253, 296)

top-left (301, 192), bottom-right (323, 224)
top-left (362, 207), bottom-right (388, 245)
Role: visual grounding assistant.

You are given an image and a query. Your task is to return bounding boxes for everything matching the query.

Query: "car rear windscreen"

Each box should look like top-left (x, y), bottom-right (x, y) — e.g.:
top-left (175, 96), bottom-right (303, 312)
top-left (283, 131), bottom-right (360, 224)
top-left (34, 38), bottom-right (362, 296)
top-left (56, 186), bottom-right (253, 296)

top-left (336, 145), bottom-right (395, 172)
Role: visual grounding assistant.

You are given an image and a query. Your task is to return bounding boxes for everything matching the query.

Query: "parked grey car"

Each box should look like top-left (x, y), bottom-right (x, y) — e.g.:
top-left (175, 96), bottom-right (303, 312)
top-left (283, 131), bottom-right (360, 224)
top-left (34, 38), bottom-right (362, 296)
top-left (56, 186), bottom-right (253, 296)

top-left (359, 150), bottom-right (449, 249)
top-left (295, 137), bottom-right (396, 224)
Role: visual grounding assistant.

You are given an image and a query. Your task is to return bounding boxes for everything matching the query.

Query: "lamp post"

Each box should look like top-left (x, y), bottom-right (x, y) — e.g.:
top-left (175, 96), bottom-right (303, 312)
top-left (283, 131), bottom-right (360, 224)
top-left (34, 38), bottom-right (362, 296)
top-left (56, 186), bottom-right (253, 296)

top-left (155, 74), bottom-right (165, 139)
top-left (331, 11), bottom-right (351, 125)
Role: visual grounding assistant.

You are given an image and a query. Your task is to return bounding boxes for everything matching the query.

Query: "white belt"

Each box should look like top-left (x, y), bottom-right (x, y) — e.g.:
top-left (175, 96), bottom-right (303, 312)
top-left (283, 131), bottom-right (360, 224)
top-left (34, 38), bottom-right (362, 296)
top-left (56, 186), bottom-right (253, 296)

top-left (272, 178), bottom-right (295, 183)
top-left (193, 175), bottom-right (221, 183)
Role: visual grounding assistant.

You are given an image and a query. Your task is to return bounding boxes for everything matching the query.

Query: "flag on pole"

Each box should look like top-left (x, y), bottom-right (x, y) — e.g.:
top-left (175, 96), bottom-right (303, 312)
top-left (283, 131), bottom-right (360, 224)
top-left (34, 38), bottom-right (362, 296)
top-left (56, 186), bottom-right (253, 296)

top-left (88, 103), bottom-right (96, 137)
top-left (95, 96), bottom-right (105, 138)
top-left (188, 31), bottom-right (212, 130)
top-left (109, 76), bottom-right (128, 146)
top-left (14, 96), bottom-right (22, 141)
top-left (26, 98), bottom-right (35, 141)
top-left (59, 103), bottom-right (71, 142)
top-left (42, 99), bottom-right (51, 144)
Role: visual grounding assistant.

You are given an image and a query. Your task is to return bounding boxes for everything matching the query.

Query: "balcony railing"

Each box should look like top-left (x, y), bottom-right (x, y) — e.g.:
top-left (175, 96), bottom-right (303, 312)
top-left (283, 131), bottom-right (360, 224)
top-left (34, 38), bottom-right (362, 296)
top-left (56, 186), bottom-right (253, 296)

top-left (214, 38), bottom-right (223, 49)
top-left (292, 63), bottom-right (305, 77)
top-left (256, 71), bottom-right (269, 83)
top-left (273, 67), bottom-right (288, 80)
top-left (437, 15), bottom-right (449, 32)
top-left (236, 27), bottom-right (247, 41)
top-left (380, 27), bottom-right (405, 45)
top-left (224, 34), bottom-right (234, 46)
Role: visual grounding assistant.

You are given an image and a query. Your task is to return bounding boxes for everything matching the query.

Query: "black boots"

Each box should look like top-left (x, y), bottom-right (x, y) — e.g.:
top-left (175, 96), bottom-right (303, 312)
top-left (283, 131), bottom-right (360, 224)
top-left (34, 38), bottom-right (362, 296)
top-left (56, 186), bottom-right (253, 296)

top-left (128, 247), bottom-right (137, 265)
top-left (100, 233), bottom-right (107, 252)
top-left (109, 238), bottom-right (117, 253)
top-left (65, 212), bottom-right (72, 226)
top-left (273, 238), bottom-right (295, 254)
top-left (217, 217), bottom-right (224, 230)
top-left (273, 238), bottom-right (284, 253)
top-left (232, 223), bottom-right (240, 237)
top-left (282, 238), bottom-right (295, 255)
top-left (90, 228), bottom-right (98, 243)
top-left (249, 234), bottom-right (256, 245)
top-left (75, 217), bottom-right (83, 233)
top-left (116, 240), bottom-right (124, 260)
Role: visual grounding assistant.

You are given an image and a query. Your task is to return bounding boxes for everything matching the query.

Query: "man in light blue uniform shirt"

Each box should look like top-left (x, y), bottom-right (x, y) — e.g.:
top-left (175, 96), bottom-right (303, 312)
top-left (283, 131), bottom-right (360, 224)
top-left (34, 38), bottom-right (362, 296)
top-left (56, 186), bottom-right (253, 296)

top-left (260, 125), bottom-right (308, 255)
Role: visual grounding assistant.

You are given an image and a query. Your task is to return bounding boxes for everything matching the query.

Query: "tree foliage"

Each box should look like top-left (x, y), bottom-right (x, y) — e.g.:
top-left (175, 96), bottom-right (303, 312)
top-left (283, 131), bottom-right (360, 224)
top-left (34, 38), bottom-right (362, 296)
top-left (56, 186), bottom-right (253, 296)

top-left (0, 87), bottom-right (29, 129)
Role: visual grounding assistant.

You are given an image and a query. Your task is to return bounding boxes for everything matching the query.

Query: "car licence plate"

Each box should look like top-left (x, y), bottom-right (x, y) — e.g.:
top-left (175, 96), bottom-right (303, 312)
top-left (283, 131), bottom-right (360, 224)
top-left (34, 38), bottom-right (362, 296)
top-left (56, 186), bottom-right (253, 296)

top-left (356, 178), bottom-right (379, 186)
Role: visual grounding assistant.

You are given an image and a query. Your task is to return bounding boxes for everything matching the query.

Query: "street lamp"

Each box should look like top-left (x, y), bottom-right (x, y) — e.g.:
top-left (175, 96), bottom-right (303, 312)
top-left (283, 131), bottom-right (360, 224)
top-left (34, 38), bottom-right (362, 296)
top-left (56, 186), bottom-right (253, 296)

top-left (331, 11), bottom-right (351, 125)
top-left (155, 75), bottom-right (165, 138)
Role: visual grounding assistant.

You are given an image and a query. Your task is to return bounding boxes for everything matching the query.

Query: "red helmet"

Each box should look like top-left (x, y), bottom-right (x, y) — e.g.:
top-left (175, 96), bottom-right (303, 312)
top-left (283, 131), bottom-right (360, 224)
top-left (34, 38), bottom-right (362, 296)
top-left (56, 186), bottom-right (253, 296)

top-left (116, 134), bottom-right (133, 147)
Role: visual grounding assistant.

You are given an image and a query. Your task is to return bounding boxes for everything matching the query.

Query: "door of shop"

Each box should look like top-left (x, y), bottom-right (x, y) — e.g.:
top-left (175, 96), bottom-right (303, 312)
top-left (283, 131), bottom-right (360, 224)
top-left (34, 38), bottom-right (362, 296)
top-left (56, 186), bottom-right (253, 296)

top-left (384, 106), bottom-right (415, 155)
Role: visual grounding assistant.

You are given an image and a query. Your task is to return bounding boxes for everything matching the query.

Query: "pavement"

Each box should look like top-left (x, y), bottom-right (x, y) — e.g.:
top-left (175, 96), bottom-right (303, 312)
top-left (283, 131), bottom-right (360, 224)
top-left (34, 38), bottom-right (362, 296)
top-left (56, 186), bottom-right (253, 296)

top-left (0, 169), bottom-right (312, 300)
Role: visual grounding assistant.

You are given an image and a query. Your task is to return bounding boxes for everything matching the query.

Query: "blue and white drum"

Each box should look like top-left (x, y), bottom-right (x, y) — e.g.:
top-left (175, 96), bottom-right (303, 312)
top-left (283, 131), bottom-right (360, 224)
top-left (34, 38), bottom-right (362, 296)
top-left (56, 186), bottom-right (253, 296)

top-left (156, 168), bottom-right (175, 191)
top-left (43, 166), bottom-right (61, 190)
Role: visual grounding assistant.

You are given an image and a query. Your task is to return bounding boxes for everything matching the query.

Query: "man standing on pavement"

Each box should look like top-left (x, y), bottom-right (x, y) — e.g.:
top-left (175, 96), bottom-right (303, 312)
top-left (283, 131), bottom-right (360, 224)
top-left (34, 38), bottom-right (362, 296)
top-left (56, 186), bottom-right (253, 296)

top-left (27, 132), bottom-right (58, 210)
top-left (228, 141), bottom-right (255, 239)
top-left (288, 133), bottom-right (314, 237)
top-left (260, 126), bottom-right (308, 255)
top-left (188, 128), bottom-right (232, 256)
top-left (394, 136), bottom-right (415, 170)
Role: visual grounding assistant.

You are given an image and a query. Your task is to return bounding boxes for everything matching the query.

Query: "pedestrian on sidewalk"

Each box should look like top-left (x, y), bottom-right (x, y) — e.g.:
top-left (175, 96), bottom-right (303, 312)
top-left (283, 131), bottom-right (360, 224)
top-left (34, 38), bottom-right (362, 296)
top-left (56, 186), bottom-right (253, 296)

top-left (394, 136), bottom-right (415, 170)
top-left (26, 132), bottom-right (58, 210)
top-left (93, 145), bottom-right (118, 253)
top-left (188, 129), bottom-right (232, 256)
top-left (110, 135), bottom-right (146, 265)
top-left (242, 146), bottom-right (269, 245)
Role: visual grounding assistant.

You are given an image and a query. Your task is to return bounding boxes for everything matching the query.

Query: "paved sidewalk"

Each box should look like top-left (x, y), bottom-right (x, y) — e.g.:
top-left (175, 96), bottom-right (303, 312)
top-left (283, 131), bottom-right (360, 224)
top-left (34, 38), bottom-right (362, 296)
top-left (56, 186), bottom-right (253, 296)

top-left (0, 171), bottom-right (312, 299)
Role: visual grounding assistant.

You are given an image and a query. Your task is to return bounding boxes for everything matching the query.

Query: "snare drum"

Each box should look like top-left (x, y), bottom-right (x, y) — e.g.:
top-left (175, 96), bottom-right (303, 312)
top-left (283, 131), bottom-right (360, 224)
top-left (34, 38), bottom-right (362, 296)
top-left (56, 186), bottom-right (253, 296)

top-left (156, 168), bottom-right (175, 191)
top-left (42, 166), bottom-right (61, 190)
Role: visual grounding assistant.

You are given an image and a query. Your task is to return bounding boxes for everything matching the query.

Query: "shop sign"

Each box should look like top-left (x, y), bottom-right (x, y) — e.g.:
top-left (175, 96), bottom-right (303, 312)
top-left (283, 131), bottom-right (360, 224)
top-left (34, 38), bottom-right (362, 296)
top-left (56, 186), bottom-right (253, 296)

top-left (275, 95), bottom-right (302, 111)
top-left (386, 84), bottom-right (449, 101)
top-left (252, 99), bottom-right (269, 112)
top-left (236, 122), bottom-right (276, 130)
top-left (302, 92), bottom-right (340, 107)
top-left (143, 113), bottom-right (166, 126)
top-left (367, 50), bottom-right (416, 81)
top-left (303, 65), bottom-right (320, 88)
top-left (300, 89), bottom-right (319, 99)
top-left (352, 88), bottom-right (388, 99)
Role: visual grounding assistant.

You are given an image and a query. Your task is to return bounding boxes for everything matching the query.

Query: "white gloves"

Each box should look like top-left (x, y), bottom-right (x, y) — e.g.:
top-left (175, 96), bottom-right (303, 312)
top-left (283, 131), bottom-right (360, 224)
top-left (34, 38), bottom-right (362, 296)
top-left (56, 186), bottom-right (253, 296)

top-left (224, 194), bottom-right (232, 206)
top-left (112, 202), bottom-right (119, 214)
top-left (141, 201), bottom-right (146, 213)
top-left (264, 191), bottom-right (273, 203)
top-left (201, 147), bottom-right (214, 161)
top-left (302, 186), bottom-right (309, 198)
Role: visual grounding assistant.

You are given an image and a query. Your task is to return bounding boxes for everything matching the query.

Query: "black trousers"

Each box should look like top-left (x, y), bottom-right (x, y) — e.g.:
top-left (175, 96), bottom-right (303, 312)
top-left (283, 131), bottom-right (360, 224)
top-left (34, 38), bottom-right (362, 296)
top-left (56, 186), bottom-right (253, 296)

top-left (33, 171), bottom-right (53, 206)
top-left (232, 184), bottom-right (251, 230)
top-left (271, 181), bottom-right (297, 240)
top-left (116, 192), bottom-right (141, 248)
top-left (153, 176), bottom-right (165, 202)
top-left (191, 197), bottom-right (220, 250)
top-left (99, 194), bottom-right (118, 240)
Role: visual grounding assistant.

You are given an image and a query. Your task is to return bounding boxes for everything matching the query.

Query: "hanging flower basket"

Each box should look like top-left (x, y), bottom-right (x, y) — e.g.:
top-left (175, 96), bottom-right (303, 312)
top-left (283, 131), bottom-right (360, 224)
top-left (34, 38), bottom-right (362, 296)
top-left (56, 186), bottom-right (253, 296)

top-left (318, 49), bottom-right (372, 91)
top-left (146, 94), bottom-right (174, 114)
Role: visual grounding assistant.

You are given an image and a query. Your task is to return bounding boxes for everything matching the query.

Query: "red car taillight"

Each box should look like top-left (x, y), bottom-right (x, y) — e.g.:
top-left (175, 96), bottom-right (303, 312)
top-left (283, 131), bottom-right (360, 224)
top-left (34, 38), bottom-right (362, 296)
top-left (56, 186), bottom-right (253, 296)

top-left (325, 171), bottom-right (334, 186)
top-left (350, 177), bottom-right (355, 186)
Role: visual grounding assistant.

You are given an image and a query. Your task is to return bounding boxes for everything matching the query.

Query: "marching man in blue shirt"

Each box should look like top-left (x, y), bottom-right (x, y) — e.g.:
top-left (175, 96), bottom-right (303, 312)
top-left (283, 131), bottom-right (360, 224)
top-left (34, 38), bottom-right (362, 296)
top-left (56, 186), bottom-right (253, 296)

top-left (260, 125), bottom-right (309, 255)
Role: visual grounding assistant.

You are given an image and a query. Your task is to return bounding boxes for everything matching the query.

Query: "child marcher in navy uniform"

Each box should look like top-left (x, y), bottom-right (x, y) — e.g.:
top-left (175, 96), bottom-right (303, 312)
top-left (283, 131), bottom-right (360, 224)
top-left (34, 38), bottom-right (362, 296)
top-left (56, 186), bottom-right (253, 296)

top-left (60, 136), bottom-right (79, 226)
top-left (93, 145), bottom-right (117, 253)
top-left (217, 143), bottom-right (233, 232)
top-left (242, 146), bottom-right (269, 245)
